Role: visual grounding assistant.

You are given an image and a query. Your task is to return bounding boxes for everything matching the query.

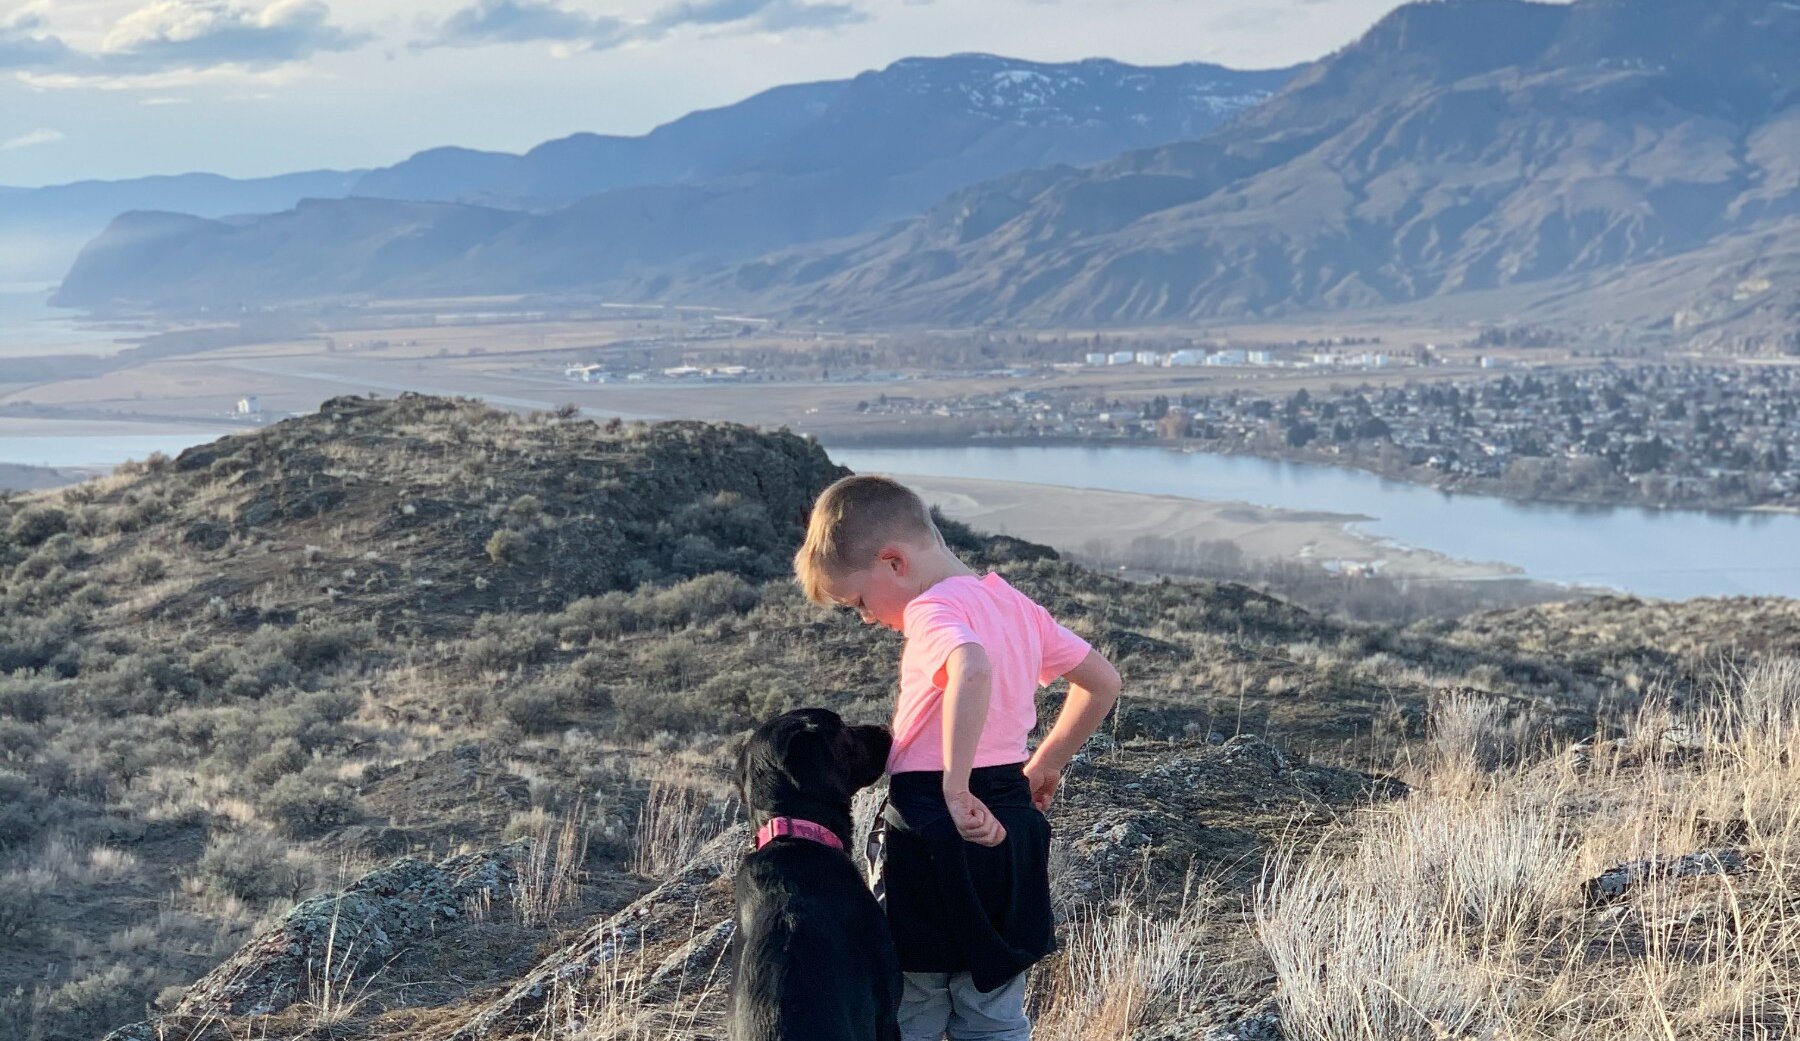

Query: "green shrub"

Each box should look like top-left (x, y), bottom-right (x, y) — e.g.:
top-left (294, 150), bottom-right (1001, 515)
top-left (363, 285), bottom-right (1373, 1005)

top-left (0, 869), bottom-right (47, 940)
top-left (127, 553), bottom-right (168, 584)
top-left (258, 773), bottom-right (360, 838)
top-left (276, 621), bottom-right (369, 671)
top-left (0, 676), bottom-right (51, 723)
top-left (0, 772), bottom-right (47, 847)
top-left (6, 505), bottom-right (68, 547)
top-left (0, 610), bottom-right (77, 673)
top-left (486, 528), bottom-right (526, 564)
top-left (40, 964), bottom-right (142, 1039)
top-left (0, 720), bottom-right (39, 764)
top-left (296, 688), bottom-right (361, 725)
top-left (195, 832), bottom-right (313, 902)
top-left (502, 690), bottom-right (560, 735)
top-left (247, 738), bottom-right (308, 785)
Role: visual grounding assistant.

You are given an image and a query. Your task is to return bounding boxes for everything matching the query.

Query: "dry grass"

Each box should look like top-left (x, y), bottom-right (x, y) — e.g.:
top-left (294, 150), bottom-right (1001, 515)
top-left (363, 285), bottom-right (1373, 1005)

top-left (511, 802), bottom-right (591, 929)
top-left (1254, 659), bottom-right (1800, 1041)
top-left (630, 765), bottom-right (736, 880)
top-left (1029, 874), bottom-right (1218, 1040)
top-left (535, 917), bottom-right (732, 1041)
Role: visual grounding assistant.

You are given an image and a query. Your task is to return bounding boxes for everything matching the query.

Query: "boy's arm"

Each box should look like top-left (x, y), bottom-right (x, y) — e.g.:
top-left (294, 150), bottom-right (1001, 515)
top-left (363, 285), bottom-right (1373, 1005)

top-left (1024, 649), bottom-right (1122, 812)
top-left (942, 643), bottom-right (1007, 847)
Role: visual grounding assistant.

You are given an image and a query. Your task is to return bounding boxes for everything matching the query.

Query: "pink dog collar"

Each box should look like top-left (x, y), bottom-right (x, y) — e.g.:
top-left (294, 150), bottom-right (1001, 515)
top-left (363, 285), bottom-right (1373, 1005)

top-left (754, 816), bottom-right (845, 852)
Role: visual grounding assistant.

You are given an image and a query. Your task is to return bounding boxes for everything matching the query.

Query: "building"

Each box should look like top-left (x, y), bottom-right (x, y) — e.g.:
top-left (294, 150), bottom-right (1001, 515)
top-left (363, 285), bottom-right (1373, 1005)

top-left (1248, 350), bottom-right (1274, 366)
top-left (1168, 349), bottom-right (1205, 366)
top-left (235, 396), bottom-right (261, 415)
top-left (1135, 351), bottom-right (1162, 366)
top-left (1085, 352), bottom-right (1110, 366)
top-left (1109, 350), bottom-right (1136, 365)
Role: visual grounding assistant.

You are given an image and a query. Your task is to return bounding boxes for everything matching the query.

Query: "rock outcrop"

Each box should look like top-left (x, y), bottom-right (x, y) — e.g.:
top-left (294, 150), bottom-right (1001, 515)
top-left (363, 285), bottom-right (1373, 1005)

top-left (103, 843), bottom-right (526, 1041)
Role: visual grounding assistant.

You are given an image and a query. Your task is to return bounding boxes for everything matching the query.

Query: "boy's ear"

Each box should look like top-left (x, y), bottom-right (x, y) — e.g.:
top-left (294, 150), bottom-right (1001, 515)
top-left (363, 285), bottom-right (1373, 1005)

top-left (878, 544), bottom-right (907, 575)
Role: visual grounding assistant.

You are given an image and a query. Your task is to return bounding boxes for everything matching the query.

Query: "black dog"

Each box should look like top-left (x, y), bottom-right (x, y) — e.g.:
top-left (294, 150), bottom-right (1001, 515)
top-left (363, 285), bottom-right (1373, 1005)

top-left (730, 708), bottom-right (899, 1041)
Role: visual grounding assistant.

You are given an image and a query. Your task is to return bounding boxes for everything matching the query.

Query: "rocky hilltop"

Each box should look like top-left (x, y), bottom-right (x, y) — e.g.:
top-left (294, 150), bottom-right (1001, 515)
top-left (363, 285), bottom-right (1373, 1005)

top-left (1, 396), bottom-right (1795, 1040)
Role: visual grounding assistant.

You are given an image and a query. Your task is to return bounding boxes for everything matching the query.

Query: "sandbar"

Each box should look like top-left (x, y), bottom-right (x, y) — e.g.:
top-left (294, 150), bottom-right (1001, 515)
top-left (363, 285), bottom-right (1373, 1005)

top-left (887, 473), bottom-right (1516, 582)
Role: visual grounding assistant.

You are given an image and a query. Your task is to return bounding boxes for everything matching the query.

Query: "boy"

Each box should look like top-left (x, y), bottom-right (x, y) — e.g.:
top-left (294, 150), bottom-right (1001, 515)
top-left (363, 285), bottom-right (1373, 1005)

top-left (795, 474), bottom-right (1123, 1041)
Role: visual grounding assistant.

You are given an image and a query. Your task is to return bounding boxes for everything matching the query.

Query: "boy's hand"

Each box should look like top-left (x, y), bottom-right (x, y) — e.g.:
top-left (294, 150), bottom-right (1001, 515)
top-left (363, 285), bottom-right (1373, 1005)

top-left (1022, 759), bottom-right (1060, 812)
top-left (945, 789), bottom-right (1007, 846)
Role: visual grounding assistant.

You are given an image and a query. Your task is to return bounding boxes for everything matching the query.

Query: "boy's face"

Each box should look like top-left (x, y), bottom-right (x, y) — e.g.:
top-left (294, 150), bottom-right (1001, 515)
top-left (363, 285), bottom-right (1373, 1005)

top-left (820, 547), bottom-right (914, 631)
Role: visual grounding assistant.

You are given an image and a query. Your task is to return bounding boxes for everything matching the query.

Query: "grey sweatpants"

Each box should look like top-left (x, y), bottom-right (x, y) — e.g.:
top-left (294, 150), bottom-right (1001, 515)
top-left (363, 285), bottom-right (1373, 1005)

top-left (898, 969), bottom-right (1030, 1041)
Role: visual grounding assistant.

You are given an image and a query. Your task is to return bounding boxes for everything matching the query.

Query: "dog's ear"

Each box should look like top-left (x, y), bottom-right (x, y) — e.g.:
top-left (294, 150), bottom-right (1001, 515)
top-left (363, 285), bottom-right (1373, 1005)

top-left (784, 717), bottom-right (864, 800)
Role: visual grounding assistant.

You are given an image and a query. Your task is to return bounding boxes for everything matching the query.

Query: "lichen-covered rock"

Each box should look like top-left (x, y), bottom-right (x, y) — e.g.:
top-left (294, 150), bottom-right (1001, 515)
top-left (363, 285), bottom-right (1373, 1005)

top-left (451, 826), bottom-right (749, 1039)
top-left (1582, 846), bottom-right (1749, 906)
top-left (183, 843), bottom-right (521, 1025)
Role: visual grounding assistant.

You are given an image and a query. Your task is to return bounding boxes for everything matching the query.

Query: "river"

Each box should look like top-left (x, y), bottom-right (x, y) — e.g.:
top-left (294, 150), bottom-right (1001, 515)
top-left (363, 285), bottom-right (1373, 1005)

top-left (2, 423), bottom-right (1795, 600)
top-left (0, 283), bottom-right (122, 358)
top-left (831, 444), bottom-right (1800, 601)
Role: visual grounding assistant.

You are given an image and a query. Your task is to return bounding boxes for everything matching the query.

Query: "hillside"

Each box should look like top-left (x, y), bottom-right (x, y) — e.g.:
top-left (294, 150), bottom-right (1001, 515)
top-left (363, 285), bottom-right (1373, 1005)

top-left (715, 0), bottom-right (1800, 351)
top-left (1, 396), bottom-right (1797, 1040)
top-left (0, 169), bottom-right (363, 284)
top-left (52, 55), bottom-right (1293, 310)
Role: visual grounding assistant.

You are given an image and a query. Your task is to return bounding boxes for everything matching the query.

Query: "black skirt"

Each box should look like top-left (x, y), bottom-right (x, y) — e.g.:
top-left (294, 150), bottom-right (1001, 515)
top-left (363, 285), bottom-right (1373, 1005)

top-left (880, 763), bottom-right (1055, 992)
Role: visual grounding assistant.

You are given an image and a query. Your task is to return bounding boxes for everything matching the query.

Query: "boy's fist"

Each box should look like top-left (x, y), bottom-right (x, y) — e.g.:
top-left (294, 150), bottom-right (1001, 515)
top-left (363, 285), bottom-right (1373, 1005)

top-left (1022, 760), bottom-right (1060, 812)
top-left (945, 789), bottom-right (1007, 847)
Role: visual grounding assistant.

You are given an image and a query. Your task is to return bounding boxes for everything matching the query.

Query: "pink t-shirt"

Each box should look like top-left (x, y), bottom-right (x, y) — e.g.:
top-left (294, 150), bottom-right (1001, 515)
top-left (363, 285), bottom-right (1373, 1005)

top-left (887, 572), bottom-right (1093, 774)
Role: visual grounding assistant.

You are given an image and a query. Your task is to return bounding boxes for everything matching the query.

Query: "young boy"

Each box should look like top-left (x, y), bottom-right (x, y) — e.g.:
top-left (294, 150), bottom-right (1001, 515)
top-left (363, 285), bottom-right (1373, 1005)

top-left (795, 474), bottom-right (1123, 1041)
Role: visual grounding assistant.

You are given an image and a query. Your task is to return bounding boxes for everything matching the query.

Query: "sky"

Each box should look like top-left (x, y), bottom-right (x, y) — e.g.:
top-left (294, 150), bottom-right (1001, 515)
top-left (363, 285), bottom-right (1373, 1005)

top-left (1, 0), bottom-right (1436, 187)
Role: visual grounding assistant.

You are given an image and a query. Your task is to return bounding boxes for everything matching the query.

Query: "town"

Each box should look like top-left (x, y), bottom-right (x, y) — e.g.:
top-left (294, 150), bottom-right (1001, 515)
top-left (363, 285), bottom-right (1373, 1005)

top-left (847, 363), bottom-right (1800, 510)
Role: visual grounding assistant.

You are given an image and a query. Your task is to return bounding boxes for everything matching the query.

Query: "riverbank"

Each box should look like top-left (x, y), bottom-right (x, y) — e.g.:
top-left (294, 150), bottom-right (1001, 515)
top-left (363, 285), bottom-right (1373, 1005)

top-left (826, 428), bottom-right (1800, 516)
top-left (892, 473), bottom-right (1515, 581)
top-left (878, 473), bottom-right (1594, 621)
top-left (832, 443), bottom-right (1800, 602)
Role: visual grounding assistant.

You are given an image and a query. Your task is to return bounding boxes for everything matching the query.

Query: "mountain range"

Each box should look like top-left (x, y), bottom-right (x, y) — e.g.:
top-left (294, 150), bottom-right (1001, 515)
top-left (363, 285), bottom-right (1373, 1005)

top-left (0, 169), bottom-right (364, 284)
top-left (718, 0), bottom-right (1798, 350)
top-left (47, 54), bottom-right (1291, 308)
top-left (45, 0), bottom-right (1800, 353)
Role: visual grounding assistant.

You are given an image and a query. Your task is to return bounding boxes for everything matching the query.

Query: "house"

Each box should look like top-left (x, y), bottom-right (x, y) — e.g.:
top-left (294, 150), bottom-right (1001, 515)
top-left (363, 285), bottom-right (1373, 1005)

top-left (235, 396), bottom-right (261, 415)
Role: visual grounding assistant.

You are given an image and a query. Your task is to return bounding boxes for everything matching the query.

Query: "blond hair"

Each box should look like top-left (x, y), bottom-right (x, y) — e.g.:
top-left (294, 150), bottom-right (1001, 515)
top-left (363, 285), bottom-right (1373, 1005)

top-left (794, 475), bottom-right (942, 605)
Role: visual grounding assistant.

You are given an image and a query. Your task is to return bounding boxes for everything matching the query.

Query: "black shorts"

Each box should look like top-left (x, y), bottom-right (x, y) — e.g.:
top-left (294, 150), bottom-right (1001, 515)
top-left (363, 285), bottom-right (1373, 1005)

top-left (877, 763), bottom-right (1055, 992)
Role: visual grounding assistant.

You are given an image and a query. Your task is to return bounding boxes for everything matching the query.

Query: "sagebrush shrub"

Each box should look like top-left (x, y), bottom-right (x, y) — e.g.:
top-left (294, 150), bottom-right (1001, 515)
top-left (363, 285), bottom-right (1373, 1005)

top-left (7, 505), bottom-right (69, 547)
top-left (195, 832), bottom-right (314, 902)
top-left (258, 774), bottom-right (360, 839)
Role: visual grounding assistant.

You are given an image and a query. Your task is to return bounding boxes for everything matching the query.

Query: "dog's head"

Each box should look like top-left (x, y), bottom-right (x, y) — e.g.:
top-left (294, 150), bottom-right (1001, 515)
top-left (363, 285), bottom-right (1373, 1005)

top-left (737, 708), bottom-right (892, 820)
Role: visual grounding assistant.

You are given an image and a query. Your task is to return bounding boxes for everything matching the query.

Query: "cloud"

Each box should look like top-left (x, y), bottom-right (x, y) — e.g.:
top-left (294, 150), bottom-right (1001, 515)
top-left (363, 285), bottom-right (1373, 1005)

top-left (100, 0), bottom-right (371, 72)
top-left (421, 0), bottom-right (866, 51)
top-left (425, 0), bottom-right (624, 49)
top-left (640, 0), bottom-right (869, 36)
top-left (1, 127), bottom-right (63, 149)
top-left (1, 0), bottom-right (369, 79)
top-left (0, 6), bottom-right (75, 69)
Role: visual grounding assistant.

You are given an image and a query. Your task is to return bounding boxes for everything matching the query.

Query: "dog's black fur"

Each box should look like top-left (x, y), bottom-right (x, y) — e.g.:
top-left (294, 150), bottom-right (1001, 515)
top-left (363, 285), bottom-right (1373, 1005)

top-left (729, 708), bottom-right (900, 1041)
